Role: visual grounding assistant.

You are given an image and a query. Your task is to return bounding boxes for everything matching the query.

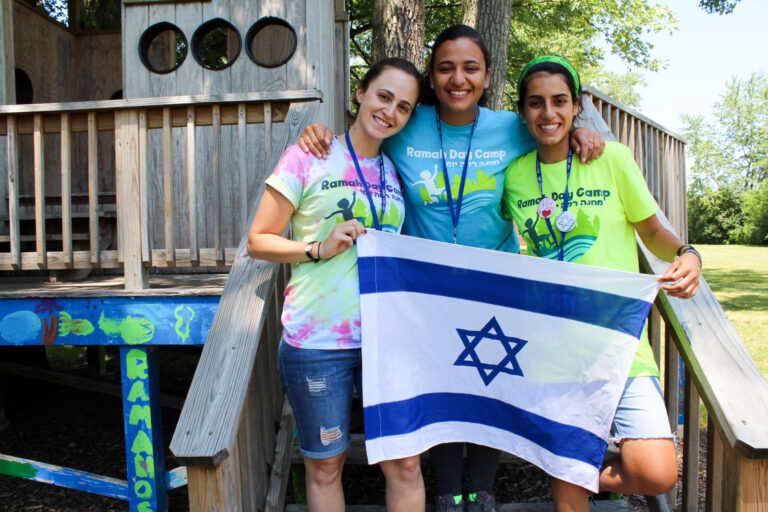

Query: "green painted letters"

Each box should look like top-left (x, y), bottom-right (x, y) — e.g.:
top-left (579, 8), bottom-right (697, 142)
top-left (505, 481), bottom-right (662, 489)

top-left (129, 405), bottom-right (152, 428)
top-left (134, 479), bottom-right (153, 498)
top-left (128, 380), bottom-right (149, 402)
top-left (134, 454), bottom-right (156, 478)
top-left (126, 349), bottom-right (148, 380)
top-left (131, 430), bottom-right (154, 457)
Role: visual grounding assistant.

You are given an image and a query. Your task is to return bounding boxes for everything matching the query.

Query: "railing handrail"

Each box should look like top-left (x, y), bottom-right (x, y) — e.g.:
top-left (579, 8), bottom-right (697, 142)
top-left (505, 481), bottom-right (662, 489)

top-left (0, 90), bottom-right (324, 115)
top-left (170, 100), bottom-right (320, 465)
top-left (638, 218), bottom-right (768, 458)
top-left (582, 84), bottom-right (686, 143)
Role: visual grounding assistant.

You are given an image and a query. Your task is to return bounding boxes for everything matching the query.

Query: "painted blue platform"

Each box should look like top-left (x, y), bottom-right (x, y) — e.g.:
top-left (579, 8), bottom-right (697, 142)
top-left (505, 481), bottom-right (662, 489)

top-left (0, 292), bottom-right (222, 511)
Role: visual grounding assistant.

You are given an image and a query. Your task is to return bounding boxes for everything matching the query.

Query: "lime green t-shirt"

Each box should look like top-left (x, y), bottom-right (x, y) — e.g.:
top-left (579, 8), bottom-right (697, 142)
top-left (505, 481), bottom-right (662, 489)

top-left (502, 142), bottom-right (659, 377)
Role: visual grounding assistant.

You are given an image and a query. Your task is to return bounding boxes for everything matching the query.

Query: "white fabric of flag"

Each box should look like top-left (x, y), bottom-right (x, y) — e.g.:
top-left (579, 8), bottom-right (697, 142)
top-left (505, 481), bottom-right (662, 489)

top-left (357, 231), bottom-right (659, 492)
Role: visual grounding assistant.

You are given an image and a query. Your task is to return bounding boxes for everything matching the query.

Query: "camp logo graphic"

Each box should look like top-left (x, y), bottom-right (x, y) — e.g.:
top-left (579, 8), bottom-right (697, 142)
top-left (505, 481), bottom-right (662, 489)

top-left (325, 191), bottom-right (403, 233)
top-left (410, 165), bottom-right (496, 214)
top-left (521, 208), bottom-right (600, 262)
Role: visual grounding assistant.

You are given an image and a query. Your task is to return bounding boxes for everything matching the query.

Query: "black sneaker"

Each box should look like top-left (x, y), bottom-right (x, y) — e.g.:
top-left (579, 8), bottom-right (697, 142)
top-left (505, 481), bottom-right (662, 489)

top-left (436, 493), bottom-right (465, 512)
top-left (467, 490), bottom-right (496, 512)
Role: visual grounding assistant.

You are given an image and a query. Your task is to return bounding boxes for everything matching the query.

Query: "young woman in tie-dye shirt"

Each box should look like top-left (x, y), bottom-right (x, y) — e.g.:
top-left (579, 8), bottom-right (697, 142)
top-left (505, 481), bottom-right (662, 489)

top-left (247, 58), bottom-right (425, 512)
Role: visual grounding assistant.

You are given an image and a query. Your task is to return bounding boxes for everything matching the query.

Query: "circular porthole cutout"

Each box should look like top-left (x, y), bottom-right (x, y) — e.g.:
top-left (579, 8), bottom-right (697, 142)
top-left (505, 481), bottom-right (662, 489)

top-left (192, 18), bottom-right (242, 71)
top-left (245, 17), bottom-right (297, 68)
top-left (138, 22), bottom-right (188, 74)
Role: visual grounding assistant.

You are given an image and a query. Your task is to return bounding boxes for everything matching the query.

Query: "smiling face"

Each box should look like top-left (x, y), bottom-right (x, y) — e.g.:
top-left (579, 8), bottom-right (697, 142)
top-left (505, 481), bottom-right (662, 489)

top-left (429, 37), bottom-right (491, 125)
top-left (351, 66), bottom-right (420, 149)
top-left (519, 72), bottom-right (580, 163)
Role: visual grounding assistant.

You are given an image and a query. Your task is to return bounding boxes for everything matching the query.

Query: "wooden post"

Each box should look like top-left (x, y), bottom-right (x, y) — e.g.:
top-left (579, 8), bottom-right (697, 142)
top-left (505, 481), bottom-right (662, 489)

top-left (0, 0), bottom-right (15, 105)
top-left (707, 421), bottom-right (768, 511)
top-left (263, 102), bottom-right (273, 180)
top-left (682, 365), bottom-right (700, 512)
top-left (648, 304), bottom-right (662, 367)
top-left (212, 104), bottom-right (223, 264)
top-left (33, 114), bottom-right (46, 268)
top-left (162, 108), bottom-right (175, 266)
top-left (115, 109), bottom-right (149, 290)
top-left (120, 346), bottom-right (168, 512)
top-left (663, 329), bottom-right (680, 506)
top-left (187, 106), bottom-right (199, 265)
top-left (138, 110), bottom-right (150, 266)
top-left (61, 112), bottom-right (73, 267)
top-left (6, 115), bottom-right (20, 269)
top-left (238, 103), bottom-right (247, 229)
top-left (87, 111), bottom-right (100, 266)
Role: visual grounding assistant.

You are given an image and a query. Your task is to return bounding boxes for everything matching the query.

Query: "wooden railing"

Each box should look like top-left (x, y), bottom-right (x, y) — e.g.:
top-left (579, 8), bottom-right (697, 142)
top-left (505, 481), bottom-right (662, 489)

top-left (584, 85), bottom-right (768, 511)
top-left (169, 100), bottom-right (319, 511)
top-left (0, 91), bottom-right (322, 281)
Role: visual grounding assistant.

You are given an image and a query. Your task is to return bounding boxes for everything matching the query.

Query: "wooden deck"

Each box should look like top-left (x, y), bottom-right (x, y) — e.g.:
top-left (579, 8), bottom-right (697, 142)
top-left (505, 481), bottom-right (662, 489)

top-left (0, 272), bottom-right (229, 297)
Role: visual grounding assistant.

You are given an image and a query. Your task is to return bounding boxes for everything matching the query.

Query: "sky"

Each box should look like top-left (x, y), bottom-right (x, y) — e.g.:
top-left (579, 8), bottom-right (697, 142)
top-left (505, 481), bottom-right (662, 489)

top-left (603, 0), bottom-right (768, 135)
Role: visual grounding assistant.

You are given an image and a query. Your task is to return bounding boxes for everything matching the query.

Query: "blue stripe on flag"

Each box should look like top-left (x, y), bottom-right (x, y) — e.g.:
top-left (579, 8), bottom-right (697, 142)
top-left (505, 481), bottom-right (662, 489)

top-left (364, 392), bottom-right (606, 469)
top-left (359, 256), bottom-right (650, 338)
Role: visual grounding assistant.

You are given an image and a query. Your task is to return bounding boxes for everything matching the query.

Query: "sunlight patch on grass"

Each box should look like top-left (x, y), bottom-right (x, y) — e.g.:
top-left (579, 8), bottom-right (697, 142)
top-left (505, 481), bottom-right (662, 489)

top-left (698, 244), bottom-right (768, 379)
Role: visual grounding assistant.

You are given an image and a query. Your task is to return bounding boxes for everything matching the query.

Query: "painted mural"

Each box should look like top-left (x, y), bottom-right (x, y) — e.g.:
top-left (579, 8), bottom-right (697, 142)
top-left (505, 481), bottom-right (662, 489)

top-left (0, 297), bottom-right (218, 346)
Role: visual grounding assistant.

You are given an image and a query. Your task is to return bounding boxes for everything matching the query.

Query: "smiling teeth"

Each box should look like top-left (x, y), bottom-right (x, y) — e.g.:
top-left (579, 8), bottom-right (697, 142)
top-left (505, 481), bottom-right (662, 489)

top-left (373, 116), bottom-right (391, 128)
top-left (449, 91), bottom-right (469, 96)
top-left (541, 124), bottom-right (559, 130)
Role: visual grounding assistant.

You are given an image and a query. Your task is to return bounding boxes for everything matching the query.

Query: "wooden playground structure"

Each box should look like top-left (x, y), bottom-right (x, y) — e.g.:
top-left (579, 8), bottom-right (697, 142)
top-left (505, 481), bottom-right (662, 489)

top-left (0, 1), bottom-right (766, 511)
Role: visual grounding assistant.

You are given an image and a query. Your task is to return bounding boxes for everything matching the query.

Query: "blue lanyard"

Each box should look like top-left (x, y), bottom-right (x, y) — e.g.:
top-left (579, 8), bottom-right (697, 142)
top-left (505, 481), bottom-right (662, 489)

top-left (536, 150), bottom-right (573, 261)
top-left (436, 107), bottom-right (479, 243)
top-left (345, 131), bottom-right (386, 231)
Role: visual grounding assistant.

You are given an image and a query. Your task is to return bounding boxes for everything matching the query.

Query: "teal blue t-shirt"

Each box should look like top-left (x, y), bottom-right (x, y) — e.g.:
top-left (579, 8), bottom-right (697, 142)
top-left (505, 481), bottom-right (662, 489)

top-left (382, 105), bottom-right (534, 251)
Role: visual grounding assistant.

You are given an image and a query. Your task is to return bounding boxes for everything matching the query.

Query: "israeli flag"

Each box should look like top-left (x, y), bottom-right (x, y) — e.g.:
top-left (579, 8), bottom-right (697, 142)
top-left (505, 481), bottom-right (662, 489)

top-left (357, 231), bottom-right (659, 492)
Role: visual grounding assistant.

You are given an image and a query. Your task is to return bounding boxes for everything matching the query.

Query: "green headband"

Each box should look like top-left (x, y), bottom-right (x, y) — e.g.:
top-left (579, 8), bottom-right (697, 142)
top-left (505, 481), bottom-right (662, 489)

top-left (517, 56), bottom-right (580, 94)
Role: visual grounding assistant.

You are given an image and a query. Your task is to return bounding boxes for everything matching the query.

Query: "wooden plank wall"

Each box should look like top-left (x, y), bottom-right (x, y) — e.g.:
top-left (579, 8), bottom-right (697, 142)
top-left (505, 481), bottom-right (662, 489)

top-left (11, 1), bottom-right (121, 200)
top-left (122, 0), bottom-right (335, 261)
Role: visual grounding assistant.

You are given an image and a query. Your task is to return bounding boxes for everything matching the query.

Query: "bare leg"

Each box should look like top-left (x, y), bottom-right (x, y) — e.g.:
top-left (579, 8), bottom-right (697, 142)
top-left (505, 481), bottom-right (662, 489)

top-left (550, 477), bottom-right (589, 512)
top-left (305, 452), bottom-right (347, 512)
top-left (599, 438), bottom-right (677, 495)
top-left (380, 455), bottom-right (425, 512)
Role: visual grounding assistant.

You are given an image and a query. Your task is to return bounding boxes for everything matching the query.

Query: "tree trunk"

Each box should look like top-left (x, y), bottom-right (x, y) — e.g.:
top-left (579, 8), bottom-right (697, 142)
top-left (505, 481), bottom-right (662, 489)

top-left (372, 0), bottom-right (425, 70)
top-left (461, 0), bottom-right (478, 26)
top-left (476, 0), bottom-right (513, 111)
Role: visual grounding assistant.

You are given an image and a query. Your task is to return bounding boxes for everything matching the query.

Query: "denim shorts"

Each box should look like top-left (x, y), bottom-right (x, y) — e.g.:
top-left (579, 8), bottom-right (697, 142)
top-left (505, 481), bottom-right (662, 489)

top-left (278, 340), bottom-right (362, 459)
top-left (611, 376), bottom-right (674, 441)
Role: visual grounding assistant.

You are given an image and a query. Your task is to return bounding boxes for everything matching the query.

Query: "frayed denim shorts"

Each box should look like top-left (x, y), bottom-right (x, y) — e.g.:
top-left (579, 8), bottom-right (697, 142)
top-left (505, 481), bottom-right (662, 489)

top-left (278, 340), bottom-right (362, 459)
top-left (611, 376), bottom-right (674, 441)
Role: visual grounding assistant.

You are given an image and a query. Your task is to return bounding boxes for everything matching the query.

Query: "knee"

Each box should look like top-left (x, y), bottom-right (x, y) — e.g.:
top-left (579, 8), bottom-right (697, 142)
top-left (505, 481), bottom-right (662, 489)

top-left (382, 455), bottom-right (423, 484)
top-left (623, 442), bottom-right (678, 495)
top-left (305, 455), bottom-right (345, 487)
top-left (636, 462), bottom-right (678, 495)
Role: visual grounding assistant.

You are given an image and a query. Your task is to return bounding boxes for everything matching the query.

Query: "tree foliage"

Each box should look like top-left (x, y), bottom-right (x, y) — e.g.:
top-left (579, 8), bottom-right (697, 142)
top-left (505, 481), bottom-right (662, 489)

top-left (348, 0), bottom-right (676, 110)
top-left (699, 0), bottom-right (742, 15)
top-left (684, 73), bottom-right (768, 245)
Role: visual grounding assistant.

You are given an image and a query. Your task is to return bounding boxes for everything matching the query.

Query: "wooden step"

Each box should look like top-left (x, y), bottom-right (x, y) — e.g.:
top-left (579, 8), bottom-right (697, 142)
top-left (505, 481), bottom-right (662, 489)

top-left (286, 500), bottom-right (633, 511)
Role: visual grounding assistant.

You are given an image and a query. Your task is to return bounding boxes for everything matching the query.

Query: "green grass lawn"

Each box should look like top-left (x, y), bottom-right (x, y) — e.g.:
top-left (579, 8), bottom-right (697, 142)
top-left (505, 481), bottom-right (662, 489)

top-left (697, 244), bottom-right (768, 379)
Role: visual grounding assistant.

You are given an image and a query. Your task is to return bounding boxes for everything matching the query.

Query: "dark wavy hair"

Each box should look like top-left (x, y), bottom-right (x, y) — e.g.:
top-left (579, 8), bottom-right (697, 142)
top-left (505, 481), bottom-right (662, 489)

top-left (352, 57), bottom-right (422, 110)
top-left (420, 24), bottom-right (491, 107)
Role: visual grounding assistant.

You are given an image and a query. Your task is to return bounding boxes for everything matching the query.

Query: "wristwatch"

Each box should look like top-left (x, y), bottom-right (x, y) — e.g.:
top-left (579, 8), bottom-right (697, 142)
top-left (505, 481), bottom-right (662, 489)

top-left (304, 241), bottom-right (320, 262)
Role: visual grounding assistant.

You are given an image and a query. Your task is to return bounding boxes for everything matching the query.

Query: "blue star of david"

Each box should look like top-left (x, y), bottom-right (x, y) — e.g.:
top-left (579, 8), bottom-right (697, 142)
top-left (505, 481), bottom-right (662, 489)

top-left (454, 316), bottom-right (528, 386)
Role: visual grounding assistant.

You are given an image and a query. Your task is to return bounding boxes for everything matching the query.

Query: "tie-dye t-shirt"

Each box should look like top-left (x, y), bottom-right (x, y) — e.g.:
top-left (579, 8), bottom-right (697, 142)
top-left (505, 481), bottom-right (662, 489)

top-left (265, 139), bottom-right (405, 350)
